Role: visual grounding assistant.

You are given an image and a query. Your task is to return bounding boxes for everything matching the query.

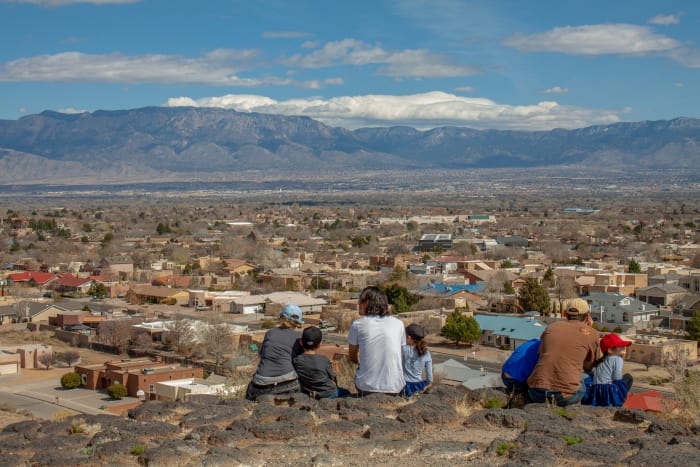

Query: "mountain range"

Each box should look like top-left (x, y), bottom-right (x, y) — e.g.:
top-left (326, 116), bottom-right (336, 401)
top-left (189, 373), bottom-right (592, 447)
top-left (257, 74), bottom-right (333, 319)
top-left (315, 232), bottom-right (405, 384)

top-left (0, 107), bottom-right (698, 184)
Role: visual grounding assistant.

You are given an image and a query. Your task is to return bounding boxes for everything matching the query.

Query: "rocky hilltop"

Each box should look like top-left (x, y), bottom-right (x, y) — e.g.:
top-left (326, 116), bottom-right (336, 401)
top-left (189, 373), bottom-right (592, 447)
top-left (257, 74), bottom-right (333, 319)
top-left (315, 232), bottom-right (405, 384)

top-left (2, 386), bottom-right (698, 466)
top-left (0, 108), bottom-right (699, 184)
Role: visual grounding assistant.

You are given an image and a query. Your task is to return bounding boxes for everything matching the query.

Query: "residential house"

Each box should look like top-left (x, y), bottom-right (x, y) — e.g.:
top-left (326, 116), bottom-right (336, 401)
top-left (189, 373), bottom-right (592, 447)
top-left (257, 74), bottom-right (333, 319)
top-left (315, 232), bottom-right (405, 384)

top-left (125, 284), bottom-right (189, 305)
top-left (188, 289), bottom-right (250, 313)
top-left (54, 274), bottom-right (95, 295)
top-left (0, 350), bottom-right (21, 375)
top-left (0, 301), bottom-right (70, 324)
top-left (6, 271), bottom-right (57, 289)
top-left (678, 273), bottom-right (700, 294)
top-left (588, 272), bottom-right (648, 296)
top-left (635, 284), bottom-right (689, 307)
top-left (625, 334), bottom-right (697, 366)
top-left (75, 357), bottom-right (204, 398)
top-left (154, 378), bottom-right (225, 402)
top-left (230, 291), bottom-right (326, 316)
top-left (474, 314), bottom-right (548, 350)
top-left (0, 344), bottom-right (53, 369)
top-left (418, 234), bottom-right (453, 252)
top-left (99, 256), bottom-right (134, 281)
top-left (222, 259), bottom-right (257, 277)
top-left (586, 292), bottom-right (659, 329)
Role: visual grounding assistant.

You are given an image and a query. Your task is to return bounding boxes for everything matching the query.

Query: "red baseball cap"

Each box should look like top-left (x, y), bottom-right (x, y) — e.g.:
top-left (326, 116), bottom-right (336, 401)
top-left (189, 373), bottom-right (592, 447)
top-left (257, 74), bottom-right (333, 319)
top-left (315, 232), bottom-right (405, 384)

top-left (600, 333), bottom-right (632, 354)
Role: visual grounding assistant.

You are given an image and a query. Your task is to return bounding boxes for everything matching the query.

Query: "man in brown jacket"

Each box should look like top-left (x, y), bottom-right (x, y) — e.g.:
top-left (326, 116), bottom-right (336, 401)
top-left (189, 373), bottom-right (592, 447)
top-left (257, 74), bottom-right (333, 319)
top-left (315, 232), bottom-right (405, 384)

top-left (527, 299), bottom-right (600, 406)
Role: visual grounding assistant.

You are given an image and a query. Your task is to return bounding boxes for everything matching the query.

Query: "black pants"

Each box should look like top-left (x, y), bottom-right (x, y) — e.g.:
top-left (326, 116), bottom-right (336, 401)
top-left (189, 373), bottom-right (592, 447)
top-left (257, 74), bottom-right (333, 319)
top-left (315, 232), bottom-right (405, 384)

top-left (245, 379), bottom-right (300, 401)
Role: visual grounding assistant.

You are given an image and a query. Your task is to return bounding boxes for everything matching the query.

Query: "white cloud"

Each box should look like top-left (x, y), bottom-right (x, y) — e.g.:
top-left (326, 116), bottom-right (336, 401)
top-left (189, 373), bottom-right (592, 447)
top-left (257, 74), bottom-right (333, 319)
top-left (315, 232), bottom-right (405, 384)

top-left (19, 107), bottom-right (27, 114)
top-left (164, 91), bottom-right (621, 131)
top-left (543, 86), bottom-right (568, 94)
top-left (504, 24), bottom-right (680, 55)
top-left (649, 13), bottom-right (682, 25)
top-left (674, 82), bottom-right (685, 87)
top-left (454, 86), bottom-right (475, 93)
top-left (2, 0), bottom-right (140, 5)
top-left (285, 39), bottom-right (480, 78)
top-left (0, 50), bottom-right (342, 88)
top-left (262, 31), bottom-right (311, 39)
top-left (666, 48), bottom-right (700, 68)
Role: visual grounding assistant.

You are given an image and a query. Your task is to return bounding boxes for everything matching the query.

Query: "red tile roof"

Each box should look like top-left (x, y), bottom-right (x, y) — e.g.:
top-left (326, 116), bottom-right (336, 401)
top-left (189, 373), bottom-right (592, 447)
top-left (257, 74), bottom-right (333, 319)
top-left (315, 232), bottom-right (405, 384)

top-left (57, 274), bottom-right (93, 288)
top-left (7, 271), bottom-right (57, 284)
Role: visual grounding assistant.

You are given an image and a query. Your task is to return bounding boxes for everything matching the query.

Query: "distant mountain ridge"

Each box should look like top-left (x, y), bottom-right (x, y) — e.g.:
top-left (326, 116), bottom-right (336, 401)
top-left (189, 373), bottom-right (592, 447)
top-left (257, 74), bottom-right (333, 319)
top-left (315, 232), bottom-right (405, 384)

top-left (0, 107), bottom-right (698, 184)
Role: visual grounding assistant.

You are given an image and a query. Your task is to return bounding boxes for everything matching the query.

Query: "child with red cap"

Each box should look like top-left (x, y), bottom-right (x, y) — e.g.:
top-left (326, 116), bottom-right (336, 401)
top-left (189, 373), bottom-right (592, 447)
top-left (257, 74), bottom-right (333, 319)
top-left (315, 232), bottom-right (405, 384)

top-left (583, 333), bottom-right (633, 407)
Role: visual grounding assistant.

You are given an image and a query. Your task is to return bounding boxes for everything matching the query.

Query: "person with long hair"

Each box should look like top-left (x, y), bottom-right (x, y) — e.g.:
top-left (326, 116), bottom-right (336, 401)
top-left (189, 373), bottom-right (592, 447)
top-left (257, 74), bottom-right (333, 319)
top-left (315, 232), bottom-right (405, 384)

top-left (348, 286), bottom-right (405, 395)
top-left (400, 323), bottom-right (433, 397)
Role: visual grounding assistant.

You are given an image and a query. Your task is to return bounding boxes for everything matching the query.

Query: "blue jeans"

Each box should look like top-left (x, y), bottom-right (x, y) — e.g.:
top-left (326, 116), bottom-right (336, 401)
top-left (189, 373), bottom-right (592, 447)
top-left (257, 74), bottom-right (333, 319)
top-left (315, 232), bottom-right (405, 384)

top-left (325, 387), bottom-right (351, 399)
top-left (528, 373), bottom-right (587, 406)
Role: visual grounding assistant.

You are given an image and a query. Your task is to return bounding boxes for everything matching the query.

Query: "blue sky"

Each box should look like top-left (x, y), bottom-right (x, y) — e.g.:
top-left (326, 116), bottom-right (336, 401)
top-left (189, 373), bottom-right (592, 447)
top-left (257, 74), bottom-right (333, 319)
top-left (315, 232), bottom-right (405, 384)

top-left (0, 0), bottom-right (698, 130)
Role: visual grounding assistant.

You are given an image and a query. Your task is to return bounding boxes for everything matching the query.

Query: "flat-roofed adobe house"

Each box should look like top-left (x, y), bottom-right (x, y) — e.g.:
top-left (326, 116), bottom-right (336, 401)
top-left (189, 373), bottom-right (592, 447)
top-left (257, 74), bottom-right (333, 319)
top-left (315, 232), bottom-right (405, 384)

top-left (126, 284), bottom-right (189, 305)
top-left (99, 256), bottom-right (134, 281)
top-left (75, 357), bottom-right (204, 399)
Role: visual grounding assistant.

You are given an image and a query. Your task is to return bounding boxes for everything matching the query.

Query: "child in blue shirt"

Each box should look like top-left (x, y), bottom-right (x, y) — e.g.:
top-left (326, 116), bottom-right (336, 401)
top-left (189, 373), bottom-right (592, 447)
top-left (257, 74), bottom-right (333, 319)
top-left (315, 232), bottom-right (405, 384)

top-left (583, 333), bottom-right (633, 407)
top-left (400, 324), bottom-right (433, 397)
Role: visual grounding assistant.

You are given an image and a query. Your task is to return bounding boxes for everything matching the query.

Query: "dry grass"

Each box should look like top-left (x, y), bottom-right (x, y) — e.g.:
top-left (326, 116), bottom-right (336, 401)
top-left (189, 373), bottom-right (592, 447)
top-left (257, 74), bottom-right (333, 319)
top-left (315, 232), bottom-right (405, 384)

top-left (672, 370), bottom-right (700, 426)
top-left (53, 409), bottom-right (77, 422)
top-left (454, 395), bottom-right (479, 418)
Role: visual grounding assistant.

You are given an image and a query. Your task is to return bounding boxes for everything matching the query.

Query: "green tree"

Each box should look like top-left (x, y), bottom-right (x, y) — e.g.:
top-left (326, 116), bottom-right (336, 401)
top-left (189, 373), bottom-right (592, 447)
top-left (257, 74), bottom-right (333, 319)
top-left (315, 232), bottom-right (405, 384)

top-left (518, 278), bottom-right (551, 314)
top-left (501, 259), bottom-right (516, 269)
top-left (687, 311), bottom-right (700, 342)
top-left (543, 267), bottom-right (555, 285)
top-left (87, 281), bottom-right (108, 298)
top-left (441, 309), bottom-right (481, 346)
top-left (382, 283), bottom-right (419, 314)
top-left (503, 281), bottom-right (515, 295)
top-left (60, 372), bottom-right (82, 389)
top-left (628, 258), bottom-right (642, 273)
top-left (107, 383), bottom-right (128, 399)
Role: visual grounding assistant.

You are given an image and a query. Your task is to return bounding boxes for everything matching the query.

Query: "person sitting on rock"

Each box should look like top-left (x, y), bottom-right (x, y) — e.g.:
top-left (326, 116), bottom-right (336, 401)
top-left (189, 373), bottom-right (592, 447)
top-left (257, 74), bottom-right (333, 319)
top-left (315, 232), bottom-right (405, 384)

top-left (348, 286), bottom-right (406, 396)
top-left (400, 323), bottom-right (433, 397)
top-left (582, 333), bottom-right (633, 407)
top-left (527, 299), bottom-right (600, 406)
top-left (245, 304), bottom-right (304, 401)
top-left (294, 326), bottom-right (350, 399)
top-left (500, 338), bottom-right (541, 395)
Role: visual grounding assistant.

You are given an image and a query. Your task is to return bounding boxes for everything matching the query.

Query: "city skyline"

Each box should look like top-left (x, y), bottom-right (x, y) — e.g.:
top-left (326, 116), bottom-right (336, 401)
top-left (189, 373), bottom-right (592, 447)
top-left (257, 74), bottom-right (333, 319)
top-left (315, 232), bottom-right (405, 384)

top-left (0, 0), bottom-right (698, 131)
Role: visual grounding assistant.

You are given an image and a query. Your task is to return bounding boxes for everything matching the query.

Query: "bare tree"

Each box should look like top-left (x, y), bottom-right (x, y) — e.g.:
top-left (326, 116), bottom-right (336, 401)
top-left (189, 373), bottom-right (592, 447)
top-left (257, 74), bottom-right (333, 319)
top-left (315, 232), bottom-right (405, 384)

top-left (202, 323), bottom-right (234, 371)
top-left (663, 343), bottom-right (689, 385)
top-left (551, 275), bottom-right (577, 314)
top-left (60, 350), bottom-right (80, 367)
top-left (164, 319), bottom-right (196, 356)
top-left (97, 319), bottom-right (134, 353)
top-left (38, 351), bottom-right (57, 370)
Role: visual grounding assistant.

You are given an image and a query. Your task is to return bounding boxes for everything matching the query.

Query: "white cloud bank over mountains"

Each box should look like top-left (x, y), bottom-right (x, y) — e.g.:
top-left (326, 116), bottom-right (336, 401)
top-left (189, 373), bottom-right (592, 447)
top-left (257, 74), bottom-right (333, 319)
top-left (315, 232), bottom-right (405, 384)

top-left (164, 91), bottom-right (621, 131)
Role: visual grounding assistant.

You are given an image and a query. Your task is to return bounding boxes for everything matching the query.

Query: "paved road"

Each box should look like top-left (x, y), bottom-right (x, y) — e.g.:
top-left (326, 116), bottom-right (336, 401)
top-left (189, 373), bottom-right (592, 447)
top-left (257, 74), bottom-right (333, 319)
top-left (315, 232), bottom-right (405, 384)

top-left (0, 391), bottom-right (64, 420)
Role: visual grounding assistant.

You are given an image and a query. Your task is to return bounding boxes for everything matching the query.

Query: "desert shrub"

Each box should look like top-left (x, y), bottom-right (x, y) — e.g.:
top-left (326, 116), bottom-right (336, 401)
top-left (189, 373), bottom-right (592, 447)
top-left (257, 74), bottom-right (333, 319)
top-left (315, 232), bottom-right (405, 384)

top-left (107, 383), bottom-right (128, 399)
top-left (61, 372), bottom-right (82, 389)
top-left (260, 320), bottom-right (275, 329)
top-left (496, 442), bottom-right (516, 456)
top-left (131, 444), bottom-right (146, 455)
top-left (561, 435), bottom-right (583, 445)
top-left (673, 371), bottom-right (700, 426)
